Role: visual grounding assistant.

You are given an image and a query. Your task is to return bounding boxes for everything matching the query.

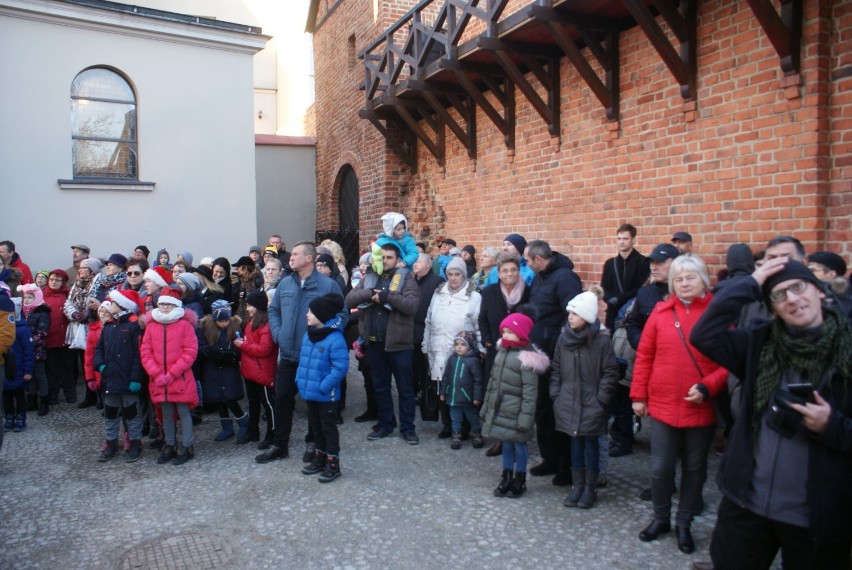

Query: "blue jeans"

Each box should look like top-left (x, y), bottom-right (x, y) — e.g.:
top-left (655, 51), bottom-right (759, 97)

top-left (365, 343), bottom-right (416, 434)
top-left (103, 393), bottom-right (143, 441)
top-left (570, 435), bottom-right (600, 472)
top-left (501, 441), bottom-right (529, 473)
top-left (449, 406), bottom-right (481, 434)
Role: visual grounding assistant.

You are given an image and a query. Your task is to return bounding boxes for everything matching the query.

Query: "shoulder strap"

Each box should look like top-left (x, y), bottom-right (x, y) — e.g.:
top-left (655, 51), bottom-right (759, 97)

top-left (672, 306), bottom-right (704, 378)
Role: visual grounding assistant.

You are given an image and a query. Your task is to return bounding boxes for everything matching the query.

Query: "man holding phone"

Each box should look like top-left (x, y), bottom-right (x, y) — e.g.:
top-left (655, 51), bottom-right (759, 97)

top-left (690, 257), bottom-right (852, 569)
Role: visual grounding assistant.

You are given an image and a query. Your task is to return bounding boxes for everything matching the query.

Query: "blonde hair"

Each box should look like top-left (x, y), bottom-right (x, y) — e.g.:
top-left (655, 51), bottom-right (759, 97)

top-left (320, 239), bottom-right (346, 268)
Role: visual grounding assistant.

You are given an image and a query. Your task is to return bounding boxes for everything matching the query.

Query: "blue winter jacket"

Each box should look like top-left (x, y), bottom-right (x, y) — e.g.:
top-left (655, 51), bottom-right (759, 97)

top-left (269, 269), bottom-right (348, 362)
top-left (4, 319), bottom-right (34, 391)
top-left (295, 316), bottom-right (349, 403)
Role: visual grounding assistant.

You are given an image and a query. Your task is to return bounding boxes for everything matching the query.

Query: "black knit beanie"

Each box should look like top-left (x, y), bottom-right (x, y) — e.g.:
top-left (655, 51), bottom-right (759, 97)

top-left (309, 293), bottom-right (343, 324)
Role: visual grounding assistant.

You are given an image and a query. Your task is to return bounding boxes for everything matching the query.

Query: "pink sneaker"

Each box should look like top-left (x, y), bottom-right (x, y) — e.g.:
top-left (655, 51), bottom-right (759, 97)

top-left (123, 432), bottom-right (131, 451)
top-left (352, 341), bottom-right (365, 360)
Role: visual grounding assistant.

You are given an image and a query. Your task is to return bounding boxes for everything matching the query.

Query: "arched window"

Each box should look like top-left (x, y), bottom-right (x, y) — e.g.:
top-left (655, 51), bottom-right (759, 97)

top-left (71, 67), bottom-right (137, 179)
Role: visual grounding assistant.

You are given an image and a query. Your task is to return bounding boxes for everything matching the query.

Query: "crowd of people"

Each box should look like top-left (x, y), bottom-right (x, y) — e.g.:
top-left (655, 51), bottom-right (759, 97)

top-left (0, 221), bottom-right (850, 569)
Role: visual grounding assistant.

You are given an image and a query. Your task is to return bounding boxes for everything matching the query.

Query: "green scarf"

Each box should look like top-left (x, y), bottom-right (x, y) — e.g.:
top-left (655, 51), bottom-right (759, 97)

top-left (754, 307), bottom-right (852, 422)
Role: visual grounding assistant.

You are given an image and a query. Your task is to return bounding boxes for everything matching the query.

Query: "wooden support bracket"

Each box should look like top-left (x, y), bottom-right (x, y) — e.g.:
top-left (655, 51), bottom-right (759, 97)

top-left (745, 0), bottom-right (802, 76)
top-left (622, 0), bottom-right (697, 100)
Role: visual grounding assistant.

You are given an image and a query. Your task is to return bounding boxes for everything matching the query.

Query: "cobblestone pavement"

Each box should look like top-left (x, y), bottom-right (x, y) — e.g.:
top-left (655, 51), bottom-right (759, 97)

top-left (0, 364), bottom-right (728, 570)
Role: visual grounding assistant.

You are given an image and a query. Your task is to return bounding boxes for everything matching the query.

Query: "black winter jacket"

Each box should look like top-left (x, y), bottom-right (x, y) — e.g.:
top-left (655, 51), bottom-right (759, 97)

top-left (600, 249), bottom-right (650, 330)
top-left (528, 252), bottom-right (582, 357)
top-left (691, 277), bottom-right (852, 542)
top-left (414, 271), bottom-right (442, 345)
top-left (94, 313), bottom-right (143, 395)
top-left (442, 353), bottom-right (483, 407)
top-left (625, 281), bottom-right (668, 350)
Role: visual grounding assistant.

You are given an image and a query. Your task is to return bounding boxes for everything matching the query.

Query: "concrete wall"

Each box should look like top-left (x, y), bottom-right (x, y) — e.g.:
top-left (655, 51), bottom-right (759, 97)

top-left (0, 2), bottom-right (263, 271)
top-left (311, 0), bottom-right (852, 282)
top-left (255, 138), bottom-right (317, 250)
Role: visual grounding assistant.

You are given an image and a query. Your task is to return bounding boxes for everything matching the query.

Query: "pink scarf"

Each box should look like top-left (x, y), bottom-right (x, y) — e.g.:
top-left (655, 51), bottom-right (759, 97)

top-left (500, 279), bottom-right (525, 311)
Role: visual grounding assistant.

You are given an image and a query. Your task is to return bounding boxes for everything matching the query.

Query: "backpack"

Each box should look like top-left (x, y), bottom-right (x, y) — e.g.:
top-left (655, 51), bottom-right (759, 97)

top-left (611, 298), bottom-right (636, 387)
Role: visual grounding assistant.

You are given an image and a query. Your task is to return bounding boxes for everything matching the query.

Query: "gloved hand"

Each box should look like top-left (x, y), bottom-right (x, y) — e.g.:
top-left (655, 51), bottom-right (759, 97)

top-left (154, 374), bottom-right (169, 387)
top-left (129, 382), bottom-right (142, 393)
top-left (87, 381), bottom-right (97, 392)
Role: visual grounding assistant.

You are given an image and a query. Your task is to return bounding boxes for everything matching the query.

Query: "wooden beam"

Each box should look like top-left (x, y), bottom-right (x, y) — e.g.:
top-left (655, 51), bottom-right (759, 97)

top-left (622, 0), bottom-right (696, 100)
top-left (394, 103), bottom-right (444, 166)
top-left (493, 49), bottom-right (555, 134)
top-left (358, 111), bottom-right (417, 171)
top-left (544, 20), bottom-right (611, 113)
top-left (745, 0), bottom-right (802, 75)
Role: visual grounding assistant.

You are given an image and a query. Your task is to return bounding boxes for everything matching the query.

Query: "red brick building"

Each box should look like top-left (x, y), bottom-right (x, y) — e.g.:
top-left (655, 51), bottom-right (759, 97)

top-left (307, 0), bottom-right (851, 282)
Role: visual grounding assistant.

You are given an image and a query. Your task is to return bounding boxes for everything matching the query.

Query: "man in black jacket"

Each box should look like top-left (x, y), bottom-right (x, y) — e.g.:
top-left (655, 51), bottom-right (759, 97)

top-left (691, 257), bottom-right (852, 569)
top-left (625, 243), bottom-right (680, 350)
top-left (601, 223), bottom-right (650, 330)
top-left (412, 253), bottom-right (442, 422)
top-left (524, 240), bottom-right (582, 483)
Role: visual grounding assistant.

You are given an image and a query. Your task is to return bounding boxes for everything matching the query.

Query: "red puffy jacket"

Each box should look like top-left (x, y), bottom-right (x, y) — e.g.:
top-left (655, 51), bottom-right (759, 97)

top-left (630, 293), bottom-right (727, 428)
top-left (238, 320), bottom-right (277, 387)
top-left (42, 286), bottom-right (69, 349)
top-left (141, 311), bottom-right (199, 407)
top-left (84, 320), bottom-right (103, 387)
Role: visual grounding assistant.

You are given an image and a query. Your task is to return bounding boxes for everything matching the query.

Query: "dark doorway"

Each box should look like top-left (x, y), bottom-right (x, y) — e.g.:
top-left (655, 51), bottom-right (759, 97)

top-left (316, 165), bottom-right (360, 272)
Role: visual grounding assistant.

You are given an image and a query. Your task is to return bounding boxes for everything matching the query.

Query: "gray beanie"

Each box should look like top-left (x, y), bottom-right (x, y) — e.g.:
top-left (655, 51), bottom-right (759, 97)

top-left (176, 272), bottom-right (201, 293)
top-left (445, 257), bottom-right (468, 278)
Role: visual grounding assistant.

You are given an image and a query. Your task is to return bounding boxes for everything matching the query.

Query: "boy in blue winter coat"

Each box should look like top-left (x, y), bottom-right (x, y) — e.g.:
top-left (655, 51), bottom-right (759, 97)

top-left (440, 330), bottom-right (484, 450)
top-left (4, 298), bottom-right (34, 432)
top-left (296, 293), bottom-right (349, 483)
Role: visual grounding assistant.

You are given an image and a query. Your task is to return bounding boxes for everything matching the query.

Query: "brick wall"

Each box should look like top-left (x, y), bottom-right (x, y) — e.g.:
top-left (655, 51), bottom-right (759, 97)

top-left (312, 0), bottom-right (852, 283)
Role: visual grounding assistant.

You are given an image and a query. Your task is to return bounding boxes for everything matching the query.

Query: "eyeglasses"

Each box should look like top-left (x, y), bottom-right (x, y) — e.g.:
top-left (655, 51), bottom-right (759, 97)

top-left (768, 280), bottom-right (809, 304)
top-left (127, 271), bottom-right (142, 276)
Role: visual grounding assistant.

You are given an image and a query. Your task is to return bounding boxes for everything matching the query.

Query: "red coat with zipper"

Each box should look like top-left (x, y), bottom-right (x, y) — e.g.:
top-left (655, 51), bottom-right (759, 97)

top-left (237, 320), bottom-right (276, 387)
top-left (84, 320), bottom-right (103, 387)
top-left (141, 311), bottom-right (199, 407)
top-left (629, 293), bottom-right (728, 428)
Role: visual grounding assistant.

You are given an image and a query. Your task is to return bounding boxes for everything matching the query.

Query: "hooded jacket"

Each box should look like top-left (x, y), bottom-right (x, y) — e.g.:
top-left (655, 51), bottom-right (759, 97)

top-left (141, 310), bottom-right (199, 406)
top-left (528, 251), bottom-right (583, 357)
top-left (295, 315), bottom-right (349, 403)
top-left (269, 268), bottom-right (346, 362)
top-left (442, 352), bottom-right (483, 407)
top-left (375, 212), bottom-right (419, 268)
top-left (480, 343), bottom-right (549, 442)
top-left (4, 318), bottom-right (34, 391)
top-left (93, 312), bottom-right (144, 395)
top-left (238, 318), bottom-right (277, 387)
top-left (84, 319), bottom-right (103, 385)
top-left (197, 315), bottom-right (243, 403)
top-left (422, 281), bottom-right (482, 381)
top-left (630, 293), bottom-right (728, 428)
top-left (550, 322), bottom-right (619, 437)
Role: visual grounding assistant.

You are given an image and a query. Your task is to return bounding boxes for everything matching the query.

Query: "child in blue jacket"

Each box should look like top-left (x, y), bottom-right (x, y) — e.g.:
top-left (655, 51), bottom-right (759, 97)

top-left (295, 293), bottom-right (349, 483)
top-left (4, 298), bottom-right (34, 432)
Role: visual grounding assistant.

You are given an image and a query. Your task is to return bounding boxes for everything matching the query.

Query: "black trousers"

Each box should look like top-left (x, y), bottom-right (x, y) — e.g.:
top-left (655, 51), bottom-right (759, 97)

top-left (306, 400), bottom-right (340, 456)
top-left (609, 383), bottom-right (634, 447)
top-left (535, 372), bottom-right (570, 470)
top-left (710, 497), bottom-right (851, 570)
top-left (245, 380), bottom-right (274, 437)
top-left (46, 347), bottom-right (75, 401)
top-left (272, 359), bottom-right (300, 448)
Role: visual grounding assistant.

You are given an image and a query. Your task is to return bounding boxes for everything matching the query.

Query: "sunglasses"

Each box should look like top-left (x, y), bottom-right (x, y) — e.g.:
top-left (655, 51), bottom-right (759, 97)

top-left (127, 271), bottom-right (142, 276)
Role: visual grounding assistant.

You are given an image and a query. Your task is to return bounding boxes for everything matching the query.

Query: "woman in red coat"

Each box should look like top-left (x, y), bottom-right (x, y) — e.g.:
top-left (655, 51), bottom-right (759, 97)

top-left (630, 255), bottom-right (728, 555)
top-left (43, 270), bottom-right (73, 404)
top-left (234, 290), bottom-right (277, 449)
top-left (141, 288), bottom-right (198, 465)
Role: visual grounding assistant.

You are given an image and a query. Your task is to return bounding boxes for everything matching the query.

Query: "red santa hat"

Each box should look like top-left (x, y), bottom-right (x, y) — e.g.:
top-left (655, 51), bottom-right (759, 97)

top-left (157, 286), bottom-right (183, 308)
top-left (144, 266), bottom-right (172, 288)
top-left (109, 289), bottom-right (141, 314)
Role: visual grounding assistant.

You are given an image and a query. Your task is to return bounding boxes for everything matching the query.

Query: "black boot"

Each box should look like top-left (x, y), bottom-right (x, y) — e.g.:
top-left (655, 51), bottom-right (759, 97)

top-left (172, 445), bottom-right (195, 465)
top-left (98, 440), bottom-right (119, 462)
top-left (506, 471), bottom-right (527, 498)
top-left (124, 439), bottom-right (144, 463)
top-left (257, 430), bottom-right (274, 451)
top-left (318, 455), bottom-right (341, 483)
top-left (26, 394), bottom-right (38, 412)
top-left (578, 471), bottom-right (598, 508)
top-left (255, 445), bottom-right (288, 463)
top-left (77, 389), bottom-right (98, 409)
top-left (563, 469), bottom-right (585, 507)
top-left (301, 450), bottom-right (326, 475)
top-left (494, 469), bottom-right (513, 497)
top-left (157, 445), bottom-right (178, 464)
top-left (37, 397), bottom-right (49, 417)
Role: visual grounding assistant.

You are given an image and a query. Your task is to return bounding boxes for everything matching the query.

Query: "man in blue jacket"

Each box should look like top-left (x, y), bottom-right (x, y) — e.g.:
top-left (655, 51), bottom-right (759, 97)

top-left (256, 241), bottom-right (348, 464)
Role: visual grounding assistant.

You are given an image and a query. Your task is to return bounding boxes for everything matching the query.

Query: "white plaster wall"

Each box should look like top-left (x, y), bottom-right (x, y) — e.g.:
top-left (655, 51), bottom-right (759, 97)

top-left (0, 12), bottom-right (259, 271)
top-left (255, 144), bottom-right (316, 250)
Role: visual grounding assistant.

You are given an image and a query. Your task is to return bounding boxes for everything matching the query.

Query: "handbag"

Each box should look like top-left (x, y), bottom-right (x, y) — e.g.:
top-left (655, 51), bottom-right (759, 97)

top-left (65, 322), bottom-right (88, 350)
top-left (420, 380), bottom-right (440, 422)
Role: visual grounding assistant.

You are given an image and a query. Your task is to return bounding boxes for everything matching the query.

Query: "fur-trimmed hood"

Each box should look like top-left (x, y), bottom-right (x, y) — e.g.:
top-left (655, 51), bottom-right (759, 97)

top-left (199, 314), bottom-right (242, 345)
top-left (496, 341), bottom-right (550, 374)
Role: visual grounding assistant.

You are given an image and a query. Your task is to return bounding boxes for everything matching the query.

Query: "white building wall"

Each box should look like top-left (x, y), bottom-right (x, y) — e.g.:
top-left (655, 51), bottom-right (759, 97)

top-left (0, 4), bottom-right (263, 271)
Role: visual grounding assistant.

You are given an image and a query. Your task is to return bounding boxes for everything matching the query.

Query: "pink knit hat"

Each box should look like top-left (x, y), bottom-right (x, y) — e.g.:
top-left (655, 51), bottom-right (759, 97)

top-left (499, 313), bottom-right (533, 344)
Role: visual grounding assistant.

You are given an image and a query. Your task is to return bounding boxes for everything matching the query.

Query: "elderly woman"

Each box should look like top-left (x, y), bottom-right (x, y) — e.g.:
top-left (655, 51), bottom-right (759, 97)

top-left (472, 246), bottom-right (500, 291)
top-left (422, 256), bottom-right (483, 438)
top-left (630, 255), bottom-right (728, 554)
top-left (87, 254), bottom-right (128, 315)
top-left (43, 269), bottom-right (72, 404)
top-left (477, 252), bottom-right (530, 455)
top-left (63, 257), bottom-right (101, 408)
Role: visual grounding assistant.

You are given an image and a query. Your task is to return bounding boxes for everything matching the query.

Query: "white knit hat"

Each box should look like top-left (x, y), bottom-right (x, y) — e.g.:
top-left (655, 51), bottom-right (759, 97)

top-left (566, 291), bottom-right (599, 325)
top-left (445, 257), bottom-right (468, 278)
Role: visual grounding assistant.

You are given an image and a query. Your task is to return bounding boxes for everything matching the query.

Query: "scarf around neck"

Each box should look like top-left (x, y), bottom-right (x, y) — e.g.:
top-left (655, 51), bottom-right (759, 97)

top-left (152, 307), bottom-right (185, 324)
top-left (500, 278), bottom-right (525, 311)
top-left (754, 307), bottom-right (852, 421)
